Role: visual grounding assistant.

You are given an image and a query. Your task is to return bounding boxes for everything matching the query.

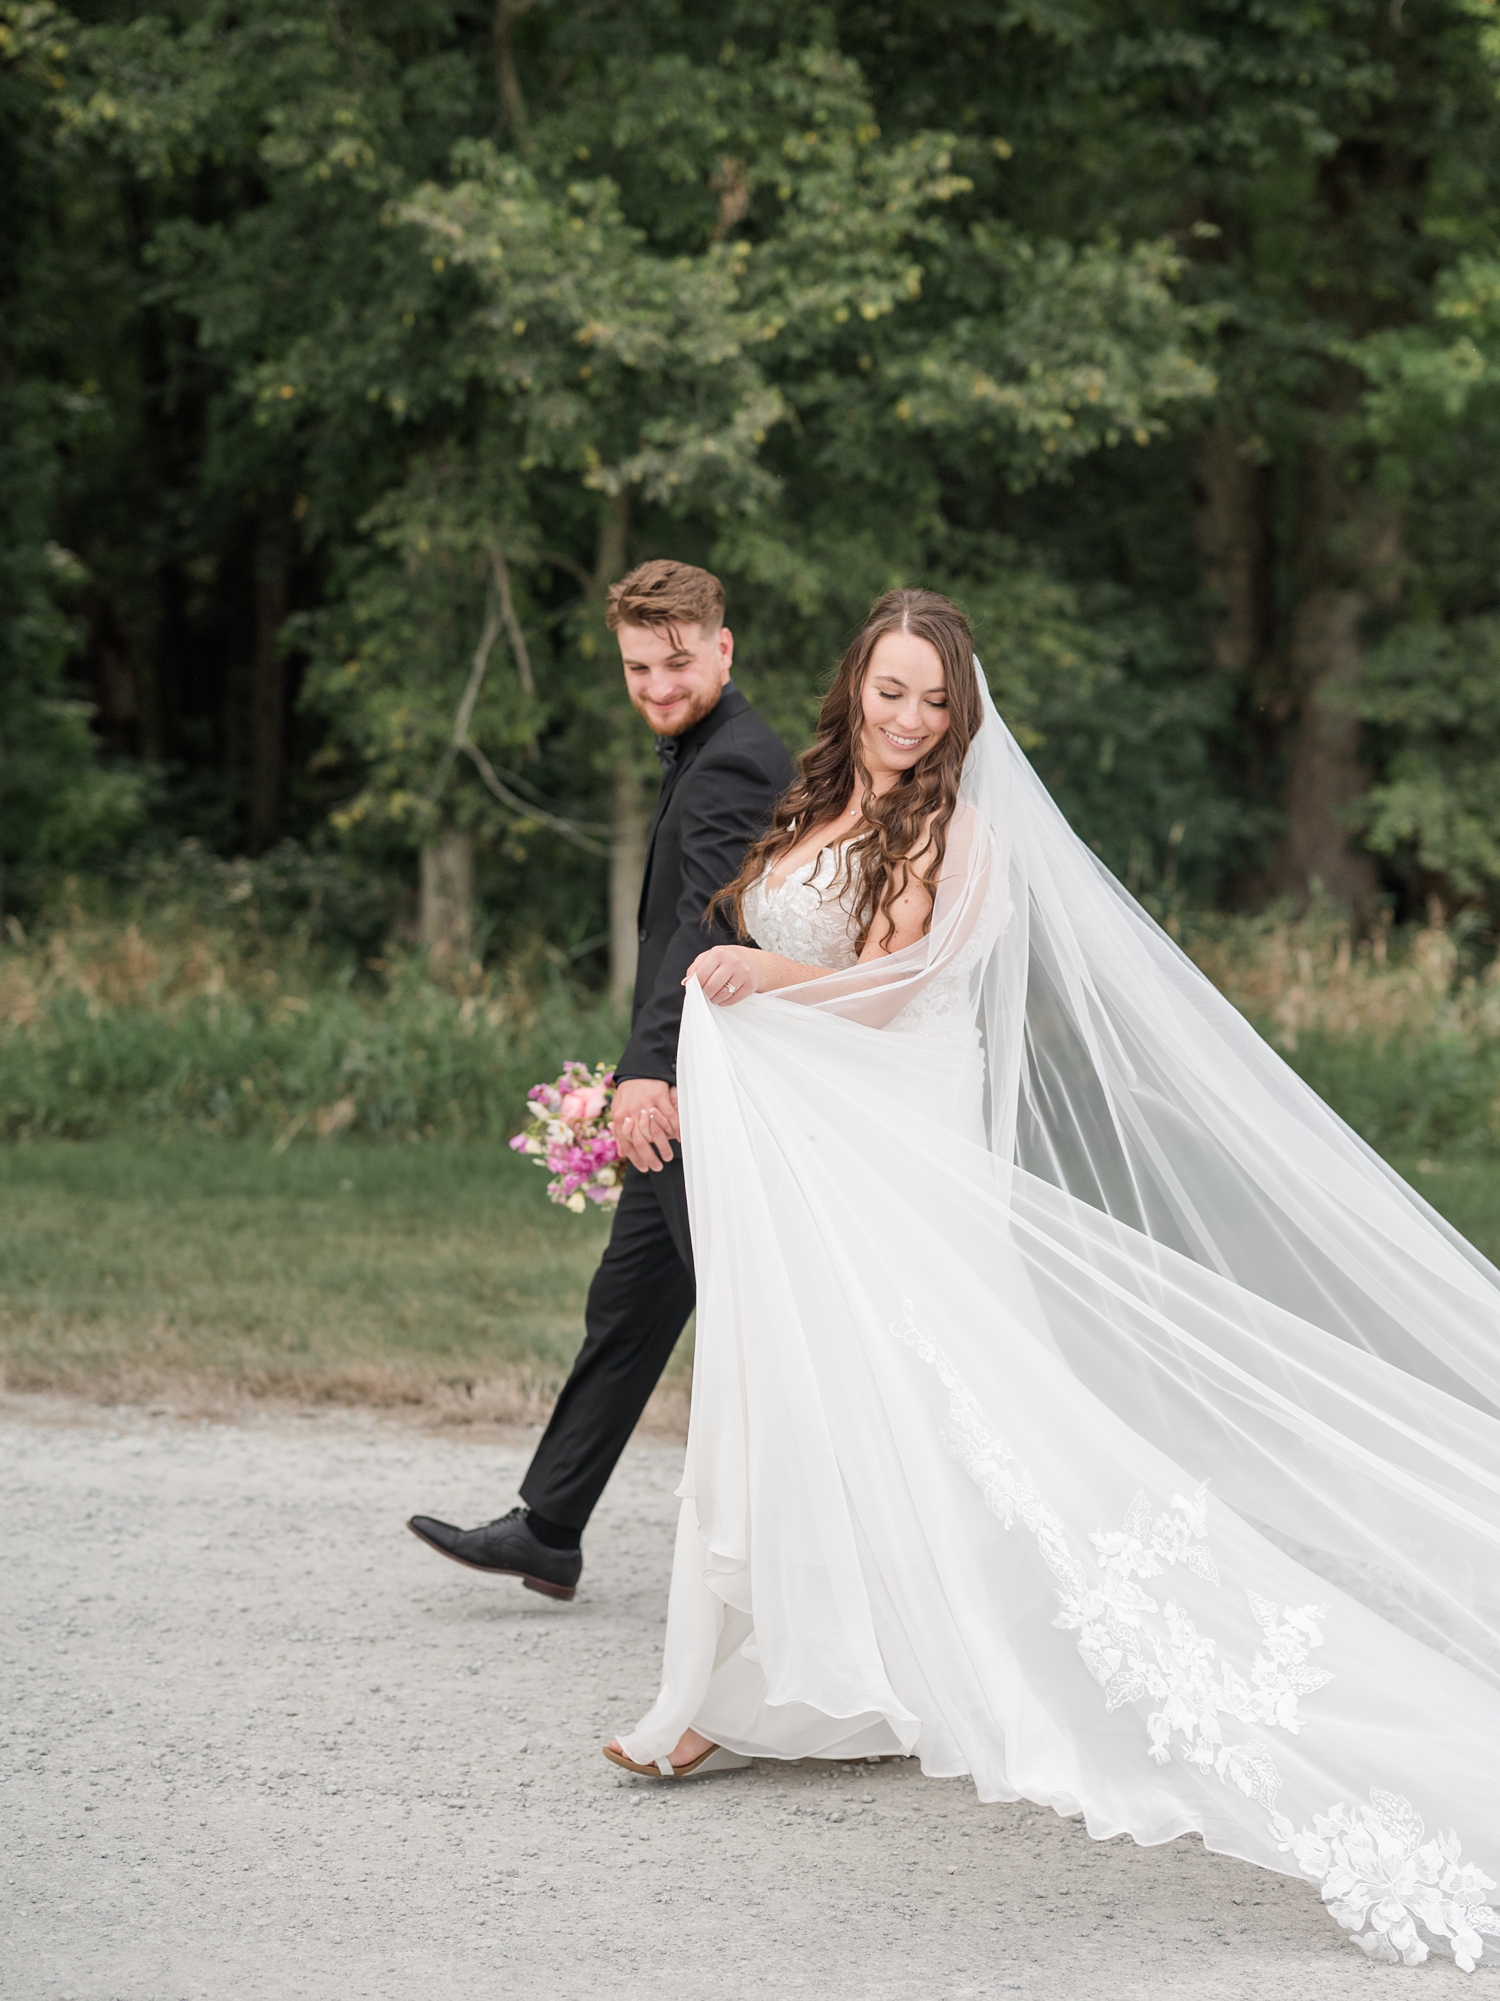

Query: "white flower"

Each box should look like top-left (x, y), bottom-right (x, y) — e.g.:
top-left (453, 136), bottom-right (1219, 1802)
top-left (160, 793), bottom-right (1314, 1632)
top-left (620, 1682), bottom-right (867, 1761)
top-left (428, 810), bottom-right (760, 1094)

top-left (1273, 1790), bottom-right (1500, 1971)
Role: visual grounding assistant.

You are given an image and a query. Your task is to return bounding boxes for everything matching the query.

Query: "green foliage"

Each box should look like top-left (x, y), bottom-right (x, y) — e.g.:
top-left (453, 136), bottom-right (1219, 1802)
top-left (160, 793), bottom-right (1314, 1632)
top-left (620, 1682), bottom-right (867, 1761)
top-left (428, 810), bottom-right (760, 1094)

top-left (0, 415), bottom-right (145, 894)
top-left (1356, 616), bottom-right (1500, 895)
top-left (7, 896), bottom-right (1500, 1172)
top-left (13, 0), bottom-right (1222, 908)
top-left (10, 0), bottom-right (1500, 938)
top-left (1281, 1029), bottom-right (1500, 1159)
top-left (0, 9), bottom-right (145, 906)
top-left (0, 973), bottom-right (593, 1143)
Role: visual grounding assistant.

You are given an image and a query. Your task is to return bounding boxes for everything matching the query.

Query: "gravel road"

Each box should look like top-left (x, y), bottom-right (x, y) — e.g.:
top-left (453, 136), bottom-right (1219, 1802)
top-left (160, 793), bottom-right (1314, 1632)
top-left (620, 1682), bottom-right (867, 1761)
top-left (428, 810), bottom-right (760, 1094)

top-left (0, 1395), bottom-right (1470, 2000)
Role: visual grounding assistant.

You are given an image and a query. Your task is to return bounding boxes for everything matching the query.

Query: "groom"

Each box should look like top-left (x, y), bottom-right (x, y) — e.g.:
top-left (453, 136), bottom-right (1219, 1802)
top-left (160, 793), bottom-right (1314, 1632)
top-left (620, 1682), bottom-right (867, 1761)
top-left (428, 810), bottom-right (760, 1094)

top-left (408, 559), bottom-right (793, 1597)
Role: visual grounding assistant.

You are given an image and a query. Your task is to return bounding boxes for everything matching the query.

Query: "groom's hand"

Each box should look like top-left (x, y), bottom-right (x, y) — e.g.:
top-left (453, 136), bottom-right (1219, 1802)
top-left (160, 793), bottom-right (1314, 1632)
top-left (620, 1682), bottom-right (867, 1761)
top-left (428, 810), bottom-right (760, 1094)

top-left (611, 1077), bottom-right (680, 1174)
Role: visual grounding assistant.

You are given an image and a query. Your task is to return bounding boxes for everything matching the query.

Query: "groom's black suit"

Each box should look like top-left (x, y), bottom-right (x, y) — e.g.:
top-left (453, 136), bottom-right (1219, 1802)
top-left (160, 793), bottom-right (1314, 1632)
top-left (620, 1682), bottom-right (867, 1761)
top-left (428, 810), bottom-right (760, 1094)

top-left (519, 682), bottom-right (793, 1533)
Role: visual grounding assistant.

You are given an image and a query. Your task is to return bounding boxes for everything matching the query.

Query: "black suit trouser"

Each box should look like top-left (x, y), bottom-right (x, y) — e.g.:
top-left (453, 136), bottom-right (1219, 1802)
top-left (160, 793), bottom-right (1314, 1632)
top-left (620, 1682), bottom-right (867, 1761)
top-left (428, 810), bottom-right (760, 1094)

top-left (519, 1150), bottom-right (695, 1533)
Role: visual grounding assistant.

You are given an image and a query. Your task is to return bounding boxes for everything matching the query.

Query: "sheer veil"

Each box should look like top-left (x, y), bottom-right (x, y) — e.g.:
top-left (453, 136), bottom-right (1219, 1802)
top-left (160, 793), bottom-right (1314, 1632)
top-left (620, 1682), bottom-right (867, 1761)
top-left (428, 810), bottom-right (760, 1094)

top-left (769, 661), bottom-right (1500, 1681)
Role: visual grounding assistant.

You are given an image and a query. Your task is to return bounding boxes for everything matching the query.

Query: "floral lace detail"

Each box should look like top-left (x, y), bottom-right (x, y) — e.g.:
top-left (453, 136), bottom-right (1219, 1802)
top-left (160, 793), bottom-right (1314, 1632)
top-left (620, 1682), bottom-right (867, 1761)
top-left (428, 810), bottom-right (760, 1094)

top-left (891, 1301), bottom-right (1330, 1811)
top-left (743, 851), bottom-right (859, 975)
top-left (1271, 1791), bottom-right (1500, 1970)
top-left (743, 852), bottom-right (978, 1041)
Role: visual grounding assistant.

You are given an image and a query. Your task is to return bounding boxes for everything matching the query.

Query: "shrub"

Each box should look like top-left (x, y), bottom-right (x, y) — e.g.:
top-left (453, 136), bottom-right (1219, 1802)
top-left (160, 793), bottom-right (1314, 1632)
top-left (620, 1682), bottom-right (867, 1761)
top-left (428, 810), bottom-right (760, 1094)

top-left (1186, 903), bottom-right (1500, 1158)
top-left (0, 903), bottom-right (616, 1143)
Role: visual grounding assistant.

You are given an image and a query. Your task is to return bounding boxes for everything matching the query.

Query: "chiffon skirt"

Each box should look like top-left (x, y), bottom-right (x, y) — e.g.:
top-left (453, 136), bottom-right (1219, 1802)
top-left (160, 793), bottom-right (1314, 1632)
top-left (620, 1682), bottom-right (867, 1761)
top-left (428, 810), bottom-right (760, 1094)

top-left (619, 983), bottom-right (1500, 1970)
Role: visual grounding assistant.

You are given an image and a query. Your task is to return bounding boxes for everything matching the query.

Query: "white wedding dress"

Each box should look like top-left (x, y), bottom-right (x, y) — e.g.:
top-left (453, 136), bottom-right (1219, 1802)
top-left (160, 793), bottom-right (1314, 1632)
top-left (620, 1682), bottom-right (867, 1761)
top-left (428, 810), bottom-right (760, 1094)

top-left (619, 669), bottom-right (1500, 1970)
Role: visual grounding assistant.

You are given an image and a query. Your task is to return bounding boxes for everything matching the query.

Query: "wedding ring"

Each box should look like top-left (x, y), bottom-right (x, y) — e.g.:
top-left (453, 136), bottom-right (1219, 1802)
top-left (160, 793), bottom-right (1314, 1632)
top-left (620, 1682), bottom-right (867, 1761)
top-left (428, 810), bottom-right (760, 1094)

top-left (726, 982), bottom-right (737, 995)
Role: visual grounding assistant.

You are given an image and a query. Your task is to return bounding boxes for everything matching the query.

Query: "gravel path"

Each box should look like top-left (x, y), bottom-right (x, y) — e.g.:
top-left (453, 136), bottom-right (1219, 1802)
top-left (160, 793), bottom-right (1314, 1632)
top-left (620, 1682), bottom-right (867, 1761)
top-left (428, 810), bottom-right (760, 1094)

top-left (0, 1396), bottom-right (1471, 2000)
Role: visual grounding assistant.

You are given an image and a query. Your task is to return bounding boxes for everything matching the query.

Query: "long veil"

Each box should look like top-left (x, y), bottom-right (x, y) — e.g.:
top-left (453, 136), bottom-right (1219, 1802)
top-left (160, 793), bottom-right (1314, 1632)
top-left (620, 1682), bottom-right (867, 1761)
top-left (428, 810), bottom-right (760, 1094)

top-left (779, 663), bottom-right (1500, 1684)
top-left (627, 662), bottom-right (1500, 1969)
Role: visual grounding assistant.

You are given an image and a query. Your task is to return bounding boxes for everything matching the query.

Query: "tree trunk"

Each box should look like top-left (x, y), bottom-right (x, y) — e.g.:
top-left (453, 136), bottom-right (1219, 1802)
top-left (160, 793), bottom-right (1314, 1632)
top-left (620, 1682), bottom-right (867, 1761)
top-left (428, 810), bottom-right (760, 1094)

top-left (1271, 587), bottom-right (1381, 905)
top-left (592, 491), bottom-right (642, 1015)
top-left (420, 827), bottom-right (474, 971)
top-left (1264, 440), bottom-right (1398, 910)
top-left (493, 0), bottom-right (535, 149)
top-left (1192, 420), bottom-right (1273, 677)
top-left (1257, 101), bottom-right (1425, 911)
top-left (249, 497), bottom-right (291, 853)
top-left (608, 759), bottom-right (646, 1015)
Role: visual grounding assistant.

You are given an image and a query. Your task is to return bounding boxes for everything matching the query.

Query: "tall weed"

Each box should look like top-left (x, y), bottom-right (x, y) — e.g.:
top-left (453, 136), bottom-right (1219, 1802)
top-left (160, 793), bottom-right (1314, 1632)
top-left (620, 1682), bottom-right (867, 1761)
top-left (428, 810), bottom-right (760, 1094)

top-left (1186, 905), bottom-right (1500, 1156)
top-left (5, 898), bottom-right (1500, 1157)
top-left (0, 905), bottom-right (616, 1143)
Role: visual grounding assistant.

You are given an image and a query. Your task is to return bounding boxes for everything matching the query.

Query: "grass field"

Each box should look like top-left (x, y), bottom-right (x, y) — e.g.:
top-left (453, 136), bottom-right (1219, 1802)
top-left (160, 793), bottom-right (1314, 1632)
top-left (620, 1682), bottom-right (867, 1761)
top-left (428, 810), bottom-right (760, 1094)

top-left (0, 1138), bottom-right (700, 1428)
top-left (1398, 1156), bottom-right (1500, 1262)
top-left (2, 1136), bottom-right (1496, 1429)
top-left (7, 901), bottom-right (1500, 1431)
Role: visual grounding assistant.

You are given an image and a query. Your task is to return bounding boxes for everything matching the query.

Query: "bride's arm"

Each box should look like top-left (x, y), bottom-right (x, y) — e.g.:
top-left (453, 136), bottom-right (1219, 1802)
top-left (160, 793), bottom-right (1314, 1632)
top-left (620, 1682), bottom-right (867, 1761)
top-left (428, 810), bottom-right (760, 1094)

top-left (682, 942), bottom-right (833, 1006)
top-left (685, 867), bottom-right (938, 1007)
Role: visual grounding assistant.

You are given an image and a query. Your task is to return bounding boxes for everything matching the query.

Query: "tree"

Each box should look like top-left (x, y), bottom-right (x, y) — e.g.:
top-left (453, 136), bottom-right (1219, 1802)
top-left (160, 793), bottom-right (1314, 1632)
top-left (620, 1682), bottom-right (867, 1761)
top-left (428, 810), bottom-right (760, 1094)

top-left (266, 30), bottom-right (1212, 995)
top-left (27, 0), bottom-right (1500, 963)
top-left (0, 2), bottom-right (143, 915)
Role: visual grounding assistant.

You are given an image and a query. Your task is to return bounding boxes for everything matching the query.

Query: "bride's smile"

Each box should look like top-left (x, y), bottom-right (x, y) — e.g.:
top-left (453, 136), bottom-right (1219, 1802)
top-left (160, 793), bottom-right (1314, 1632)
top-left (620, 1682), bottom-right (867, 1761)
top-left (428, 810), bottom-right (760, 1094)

top-left (859, 630), bottom-right (951, 779)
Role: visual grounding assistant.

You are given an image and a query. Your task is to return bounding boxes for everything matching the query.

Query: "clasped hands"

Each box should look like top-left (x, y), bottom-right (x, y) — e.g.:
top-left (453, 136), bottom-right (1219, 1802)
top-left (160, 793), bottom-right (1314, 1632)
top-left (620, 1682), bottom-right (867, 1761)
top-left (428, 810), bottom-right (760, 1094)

top-left (610, 948), bottom-right (764, 1174)
top-left (609, 1077), bottom-right (680, 1174)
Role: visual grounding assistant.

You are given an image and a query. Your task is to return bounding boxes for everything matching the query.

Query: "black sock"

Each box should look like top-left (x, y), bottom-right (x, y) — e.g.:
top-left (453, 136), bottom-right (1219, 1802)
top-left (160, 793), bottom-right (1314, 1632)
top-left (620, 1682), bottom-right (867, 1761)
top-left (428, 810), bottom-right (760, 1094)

top-left (525, 1509), bottom-right (582, 1552)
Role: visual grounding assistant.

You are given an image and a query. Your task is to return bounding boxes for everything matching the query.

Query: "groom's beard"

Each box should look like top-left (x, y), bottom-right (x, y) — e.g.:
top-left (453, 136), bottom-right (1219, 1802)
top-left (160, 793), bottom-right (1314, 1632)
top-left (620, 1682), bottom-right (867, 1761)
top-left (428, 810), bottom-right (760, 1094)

top-left (630, 680), bottom-right (724, 738)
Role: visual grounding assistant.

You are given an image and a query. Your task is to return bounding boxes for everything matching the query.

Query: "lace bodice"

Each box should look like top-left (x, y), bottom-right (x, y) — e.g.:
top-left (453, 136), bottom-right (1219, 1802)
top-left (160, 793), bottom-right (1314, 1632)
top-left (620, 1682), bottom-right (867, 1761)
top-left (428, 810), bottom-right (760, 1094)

top-left (741, 844), bottom-right (979, 1040)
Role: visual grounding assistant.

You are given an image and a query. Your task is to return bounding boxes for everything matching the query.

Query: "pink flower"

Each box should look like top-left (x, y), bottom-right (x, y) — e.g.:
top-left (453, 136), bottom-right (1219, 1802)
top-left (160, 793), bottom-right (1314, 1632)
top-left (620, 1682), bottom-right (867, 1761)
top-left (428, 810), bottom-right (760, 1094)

top-left (560, 1084), bottom-right (610, 1123)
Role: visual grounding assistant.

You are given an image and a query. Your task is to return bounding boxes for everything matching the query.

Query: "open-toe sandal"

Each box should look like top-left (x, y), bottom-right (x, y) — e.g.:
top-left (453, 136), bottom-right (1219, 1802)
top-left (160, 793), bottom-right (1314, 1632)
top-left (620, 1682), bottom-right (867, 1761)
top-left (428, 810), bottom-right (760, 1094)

top-left (602, 1741), bottom-right (751, 1779)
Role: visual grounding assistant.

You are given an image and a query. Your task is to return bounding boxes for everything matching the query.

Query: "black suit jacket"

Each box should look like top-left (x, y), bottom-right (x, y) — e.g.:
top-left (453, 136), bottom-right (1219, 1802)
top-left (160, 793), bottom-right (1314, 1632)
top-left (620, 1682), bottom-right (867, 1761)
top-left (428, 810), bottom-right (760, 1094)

top-left (615, 682), bottom-right (793, 1087)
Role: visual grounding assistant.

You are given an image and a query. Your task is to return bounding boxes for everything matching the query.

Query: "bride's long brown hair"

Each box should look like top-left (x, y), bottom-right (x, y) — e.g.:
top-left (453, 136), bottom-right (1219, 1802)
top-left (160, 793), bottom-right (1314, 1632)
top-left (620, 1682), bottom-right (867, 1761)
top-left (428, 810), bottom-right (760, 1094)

top-left (714, 588), bottom-right (982, 953)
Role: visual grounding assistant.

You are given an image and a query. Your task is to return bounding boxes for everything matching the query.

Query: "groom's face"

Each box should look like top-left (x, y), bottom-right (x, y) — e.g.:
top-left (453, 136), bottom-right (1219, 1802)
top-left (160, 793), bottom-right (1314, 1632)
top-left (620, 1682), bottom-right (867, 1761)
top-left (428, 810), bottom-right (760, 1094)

top-left (618, 620), bottom-right (733, 737)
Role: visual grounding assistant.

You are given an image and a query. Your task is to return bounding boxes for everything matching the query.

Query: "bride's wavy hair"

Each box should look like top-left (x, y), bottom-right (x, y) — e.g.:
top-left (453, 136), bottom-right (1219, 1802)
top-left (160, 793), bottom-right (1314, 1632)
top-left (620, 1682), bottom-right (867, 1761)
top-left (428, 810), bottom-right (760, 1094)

top-left (714, 588), bottom-right (981, 953)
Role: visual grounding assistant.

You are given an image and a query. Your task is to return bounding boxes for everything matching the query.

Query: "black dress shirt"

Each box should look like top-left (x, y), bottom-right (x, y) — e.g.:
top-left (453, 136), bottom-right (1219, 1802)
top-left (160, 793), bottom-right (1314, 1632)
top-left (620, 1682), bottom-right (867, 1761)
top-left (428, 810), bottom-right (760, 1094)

top-left (614, 682), bottom-right (794, 1086)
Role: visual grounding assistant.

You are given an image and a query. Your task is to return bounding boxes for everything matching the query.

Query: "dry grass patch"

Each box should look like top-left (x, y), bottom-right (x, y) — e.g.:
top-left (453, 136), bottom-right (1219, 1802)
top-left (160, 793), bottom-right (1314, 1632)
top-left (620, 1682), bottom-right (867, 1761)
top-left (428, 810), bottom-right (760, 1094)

top-left (1187, 904), bottom-right (1500, 1051)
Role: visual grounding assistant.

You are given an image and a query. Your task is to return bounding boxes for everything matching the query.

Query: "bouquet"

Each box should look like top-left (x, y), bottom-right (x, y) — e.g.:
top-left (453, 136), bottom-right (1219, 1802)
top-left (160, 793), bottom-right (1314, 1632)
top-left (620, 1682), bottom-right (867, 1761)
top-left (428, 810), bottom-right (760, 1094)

top-left (509, 1060), bottom-right (622, 1212)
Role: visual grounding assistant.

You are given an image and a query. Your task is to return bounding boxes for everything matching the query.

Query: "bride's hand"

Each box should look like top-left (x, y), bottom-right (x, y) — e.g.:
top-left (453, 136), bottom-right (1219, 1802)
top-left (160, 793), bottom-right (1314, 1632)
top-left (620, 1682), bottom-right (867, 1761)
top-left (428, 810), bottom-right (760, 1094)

top-left (684, 945), bottom-right (761, 1006)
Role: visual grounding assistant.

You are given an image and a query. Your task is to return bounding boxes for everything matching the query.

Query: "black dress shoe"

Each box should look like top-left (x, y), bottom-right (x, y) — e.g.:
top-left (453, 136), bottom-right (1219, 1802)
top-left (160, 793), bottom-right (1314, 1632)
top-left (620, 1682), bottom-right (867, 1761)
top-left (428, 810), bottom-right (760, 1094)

top-left (406, 1506), bottom-right (582, 1600)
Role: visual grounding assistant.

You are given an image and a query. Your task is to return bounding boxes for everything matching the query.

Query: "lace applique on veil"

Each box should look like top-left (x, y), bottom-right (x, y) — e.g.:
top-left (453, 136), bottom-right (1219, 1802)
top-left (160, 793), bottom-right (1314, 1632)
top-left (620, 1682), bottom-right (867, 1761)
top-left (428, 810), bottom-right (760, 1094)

top-left (892, 1295), bottom-right (1500, 1973)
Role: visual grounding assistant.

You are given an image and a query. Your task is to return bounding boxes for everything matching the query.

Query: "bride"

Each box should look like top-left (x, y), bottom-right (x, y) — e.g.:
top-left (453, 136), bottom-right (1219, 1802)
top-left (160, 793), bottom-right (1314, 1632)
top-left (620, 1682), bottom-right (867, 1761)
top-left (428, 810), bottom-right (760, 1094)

top-left (603, 588), bottom-right (1500, 1970)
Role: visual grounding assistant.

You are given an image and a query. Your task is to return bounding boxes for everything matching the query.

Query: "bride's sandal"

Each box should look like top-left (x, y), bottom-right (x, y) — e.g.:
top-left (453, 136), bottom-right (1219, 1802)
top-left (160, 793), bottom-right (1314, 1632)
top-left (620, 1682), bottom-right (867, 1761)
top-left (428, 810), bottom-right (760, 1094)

top-left (602, 1740), bottom-right (752, 1779)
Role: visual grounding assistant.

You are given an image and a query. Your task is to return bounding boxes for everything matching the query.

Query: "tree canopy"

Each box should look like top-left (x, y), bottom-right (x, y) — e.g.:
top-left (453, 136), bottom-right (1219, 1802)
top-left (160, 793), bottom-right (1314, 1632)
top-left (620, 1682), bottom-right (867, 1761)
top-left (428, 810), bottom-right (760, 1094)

top-left (7, 0), bottom-right (1500, 980)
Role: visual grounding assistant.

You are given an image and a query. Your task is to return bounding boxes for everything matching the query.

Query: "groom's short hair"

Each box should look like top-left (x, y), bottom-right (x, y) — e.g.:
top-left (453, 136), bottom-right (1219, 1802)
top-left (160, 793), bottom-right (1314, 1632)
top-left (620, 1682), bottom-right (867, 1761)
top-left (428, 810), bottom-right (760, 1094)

top-left (606, 559), bottom-right (725, 641)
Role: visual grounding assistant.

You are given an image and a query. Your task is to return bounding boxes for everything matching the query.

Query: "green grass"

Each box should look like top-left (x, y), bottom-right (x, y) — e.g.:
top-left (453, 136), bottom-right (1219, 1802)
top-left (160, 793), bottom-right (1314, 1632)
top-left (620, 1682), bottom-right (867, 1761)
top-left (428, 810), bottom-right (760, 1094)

top-left (0, 1138), bottom-right (692, 1425)
top-left (1392, 1156), bottom-right (1500, 1264)
top-left (11, 902), bottom-right (1495, 1425)
top-left (1284, 1035), bottom-right (1500, 1161)
top-left (0, 1134), bottom-right (1493, 1424)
